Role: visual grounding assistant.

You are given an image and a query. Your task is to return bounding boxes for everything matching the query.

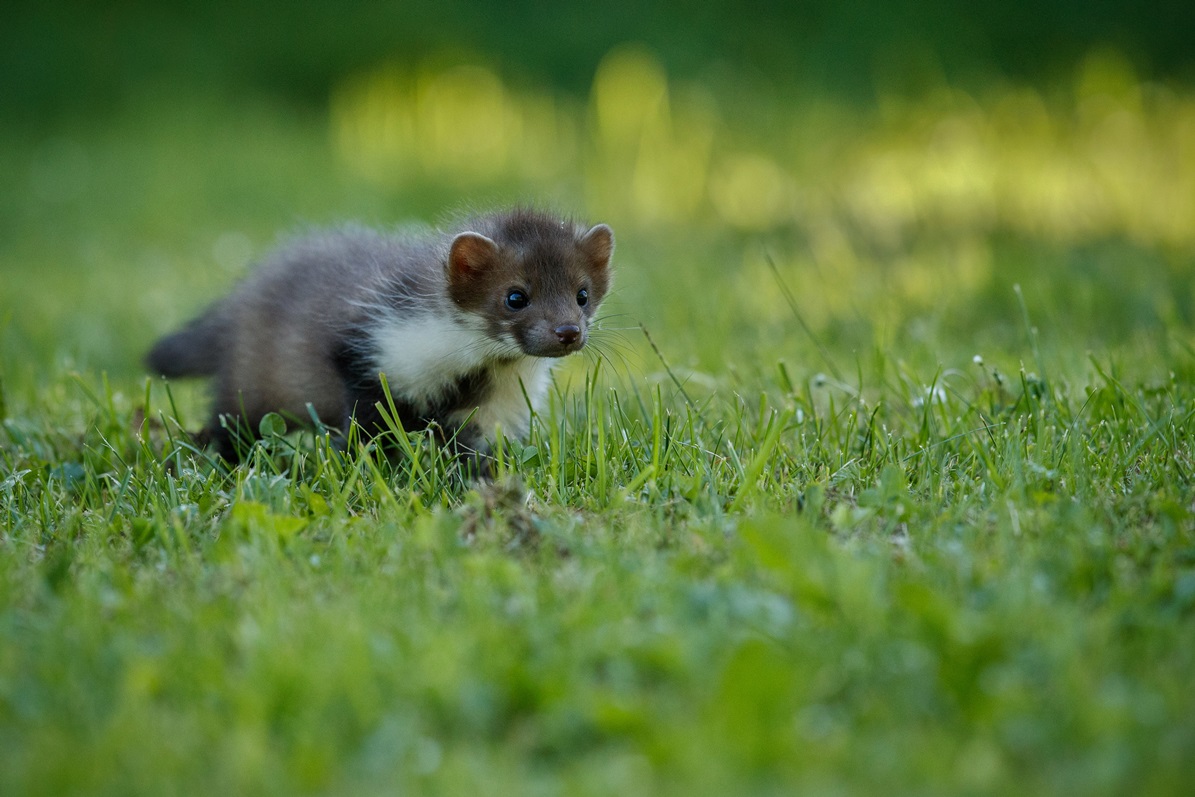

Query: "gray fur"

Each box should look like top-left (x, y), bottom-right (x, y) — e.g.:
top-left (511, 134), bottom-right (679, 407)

top-left (146, 210), bottom-right (614, 461)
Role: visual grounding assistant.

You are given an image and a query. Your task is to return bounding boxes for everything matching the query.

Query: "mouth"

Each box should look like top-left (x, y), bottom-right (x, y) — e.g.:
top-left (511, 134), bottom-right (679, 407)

top-left (539, 341), bottom-right (584, 358)
top-left (516, 326), bottom-right (587, 358)
top-left (520, 338), bottom-right (585, 358)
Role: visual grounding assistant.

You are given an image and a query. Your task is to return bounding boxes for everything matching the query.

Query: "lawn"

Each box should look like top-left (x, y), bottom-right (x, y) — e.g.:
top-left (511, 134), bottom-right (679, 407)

top-left (2, 40), bottom-right (1194, 796)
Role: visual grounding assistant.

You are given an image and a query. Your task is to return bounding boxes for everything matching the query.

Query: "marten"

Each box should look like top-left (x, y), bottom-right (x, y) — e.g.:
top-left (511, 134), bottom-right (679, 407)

top-left (146, 208), bottom-right (615, 467)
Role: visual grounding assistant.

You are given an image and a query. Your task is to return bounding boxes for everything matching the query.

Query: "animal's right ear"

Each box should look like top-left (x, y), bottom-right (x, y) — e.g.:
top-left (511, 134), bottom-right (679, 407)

top-left (448, 232), bottom-right (499, 283)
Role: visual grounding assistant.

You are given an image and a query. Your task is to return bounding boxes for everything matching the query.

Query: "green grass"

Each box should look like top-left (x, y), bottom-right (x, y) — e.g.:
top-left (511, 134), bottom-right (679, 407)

top-left (3, 55), bottom-right (1195, 795)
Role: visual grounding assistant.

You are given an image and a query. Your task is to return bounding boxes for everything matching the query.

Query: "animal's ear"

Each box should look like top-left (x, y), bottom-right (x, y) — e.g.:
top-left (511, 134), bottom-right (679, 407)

top-left (448, 232), bottom-right (499, 283)
top-left (579, 224), bottom-right (614, 272)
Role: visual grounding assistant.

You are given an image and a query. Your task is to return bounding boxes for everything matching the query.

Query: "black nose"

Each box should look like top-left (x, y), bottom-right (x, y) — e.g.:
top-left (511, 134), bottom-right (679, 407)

top-left (554, 324), bottom-right (581, 345)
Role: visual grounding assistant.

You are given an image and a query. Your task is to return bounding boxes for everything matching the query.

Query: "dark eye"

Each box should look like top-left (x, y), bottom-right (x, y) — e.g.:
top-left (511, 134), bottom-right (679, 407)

top-left (576, 288), bottom-right (589, 307)
top-left (505, 290), bottom-right (529, 310)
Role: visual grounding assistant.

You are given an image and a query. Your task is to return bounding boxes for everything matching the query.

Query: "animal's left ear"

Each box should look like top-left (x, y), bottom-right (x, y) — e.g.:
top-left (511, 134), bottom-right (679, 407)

top-left (579, 224), bottom-right (614, 273)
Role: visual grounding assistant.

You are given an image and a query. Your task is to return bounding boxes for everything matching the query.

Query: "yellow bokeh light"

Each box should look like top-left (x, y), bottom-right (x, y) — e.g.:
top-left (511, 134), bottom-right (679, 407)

top-left (328, 45), bottom-right (1195, 249)
top-left (591, 44), bottom-right (669, 152)
top-left (416, 65), bottom-right (516, 179)
top-left (709, 154), bottom-right (791, 230)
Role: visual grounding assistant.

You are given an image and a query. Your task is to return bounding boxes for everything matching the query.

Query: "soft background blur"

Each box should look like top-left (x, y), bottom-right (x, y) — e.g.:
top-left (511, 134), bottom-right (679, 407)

top-left (2, 0), bottom-right (1194, 405)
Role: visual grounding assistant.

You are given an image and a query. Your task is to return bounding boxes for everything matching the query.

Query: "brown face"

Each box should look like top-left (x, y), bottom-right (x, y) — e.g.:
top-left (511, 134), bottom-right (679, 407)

top-left (447, 221), bottom-right (614, 358)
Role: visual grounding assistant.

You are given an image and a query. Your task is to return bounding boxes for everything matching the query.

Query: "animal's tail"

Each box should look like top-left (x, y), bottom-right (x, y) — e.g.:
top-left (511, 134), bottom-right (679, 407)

top-left (145, 305), bottom-right (228, 378)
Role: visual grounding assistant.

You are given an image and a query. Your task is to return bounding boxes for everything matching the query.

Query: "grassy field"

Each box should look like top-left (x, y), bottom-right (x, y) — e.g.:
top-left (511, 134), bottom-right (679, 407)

top-left (2, 47), bottom-right (1195, 795)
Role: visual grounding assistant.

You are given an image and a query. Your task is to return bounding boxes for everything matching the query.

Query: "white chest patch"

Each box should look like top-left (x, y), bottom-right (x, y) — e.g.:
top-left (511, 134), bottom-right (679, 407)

top-left (370, 312), bottom-right (496, 407)
top-left (369, 310), bottom-right (555, 441)
top-left (460, 356), bottom-right (555, 439)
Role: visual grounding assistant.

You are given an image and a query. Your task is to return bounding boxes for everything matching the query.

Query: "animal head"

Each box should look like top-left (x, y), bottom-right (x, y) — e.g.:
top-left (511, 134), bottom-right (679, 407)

top-left (446, 212), bottom-right (614, 358)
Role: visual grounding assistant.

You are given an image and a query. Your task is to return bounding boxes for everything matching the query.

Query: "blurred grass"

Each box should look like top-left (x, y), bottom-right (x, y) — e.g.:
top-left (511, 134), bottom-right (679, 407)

top-left (2, 47), bottom-right (1192, 393)
top-left (2, 17), bottom-right (1195, 797)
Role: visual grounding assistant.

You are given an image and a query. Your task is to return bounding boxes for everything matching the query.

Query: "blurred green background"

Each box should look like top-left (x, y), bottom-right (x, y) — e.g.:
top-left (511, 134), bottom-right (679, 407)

top-left (3, 6), bottom-right (1195, 795)
top-left (2, 0), bottom-right (1194, 397)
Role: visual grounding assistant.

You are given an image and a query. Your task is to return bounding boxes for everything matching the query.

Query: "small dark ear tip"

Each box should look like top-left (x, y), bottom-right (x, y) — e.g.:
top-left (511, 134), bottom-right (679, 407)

top-left (450, 231), bottom-right (498, 252)
top-left (586, 223), bottom-right (614, 243)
